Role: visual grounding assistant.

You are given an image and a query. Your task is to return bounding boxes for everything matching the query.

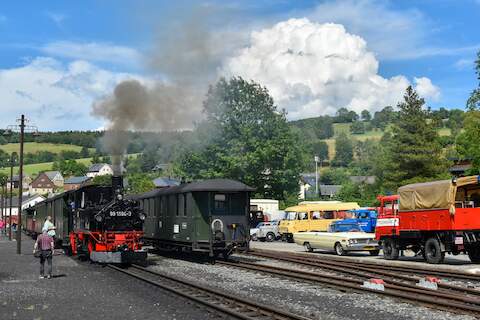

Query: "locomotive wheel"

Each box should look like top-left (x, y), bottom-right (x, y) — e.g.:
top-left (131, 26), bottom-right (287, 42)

top-left (467, 246), bottom-right (480, 263)
top-left (266, 232), bottom-right (276, 242)
top-left (334, 242), bottom-right (345, 256)
top-left (424, 238), bottom-right (445, 264)
top-left (382, 238), bottom-right (399, 260)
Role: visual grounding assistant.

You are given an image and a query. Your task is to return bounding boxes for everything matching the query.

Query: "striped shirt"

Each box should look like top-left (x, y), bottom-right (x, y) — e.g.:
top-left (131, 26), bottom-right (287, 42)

top-left (37, 234), bottom-right (54, 251)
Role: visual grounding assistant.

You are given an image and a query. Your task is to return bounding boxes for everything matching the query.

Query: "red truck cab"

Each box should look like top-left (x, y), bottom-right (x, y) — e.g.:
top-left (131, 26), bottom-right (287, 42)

top-left (375, 176), bottom-right (480, 264)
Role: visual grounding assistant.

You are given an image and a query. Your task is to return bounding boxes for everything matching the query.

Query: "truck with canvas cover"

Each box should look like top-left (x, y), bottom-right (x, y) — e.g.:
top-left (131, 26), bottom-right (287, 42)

top-left (375, 176), bottom-right (480, 264)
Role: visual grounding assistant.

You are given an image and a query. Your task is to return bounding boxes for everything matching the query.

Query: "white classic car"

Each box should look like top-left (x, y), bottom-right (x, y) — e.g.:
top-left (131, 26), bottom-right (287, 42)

top-left (293, 231), bottom-right (380, 256)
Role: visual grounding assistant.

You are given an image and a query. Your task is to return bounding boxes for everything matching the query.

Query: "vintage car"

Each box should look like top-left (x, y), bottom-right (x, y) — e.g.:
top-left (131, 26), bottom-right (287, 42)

top-left (255, 221), bottom-right (281, 242)
top-left (293, 231), bottom-right (380, 256)
top-left (279, 202), bottom-right (359, 242)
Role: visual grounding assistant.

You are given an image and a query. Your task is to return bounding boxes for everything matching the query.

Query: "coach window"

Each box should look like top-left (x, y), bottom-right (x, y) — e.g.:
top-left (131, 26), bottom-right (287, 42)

top-left (149, 198), bottom-right (155, 217)
top-left (178, 194), bottom-right (185, 216)
top-left (214, 194), bottom-right (226, 213)
top-left (144, 199), bottom-right (149, 216)
top-left (183, 194), bottom-right (188, 216)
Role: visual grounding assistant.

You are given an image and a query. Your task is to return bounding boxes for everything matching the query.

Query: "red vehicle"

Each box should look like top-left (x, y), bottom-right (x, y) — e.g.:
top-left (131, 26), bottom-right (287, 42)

top-left (375, 176), bottom-right (480, 264)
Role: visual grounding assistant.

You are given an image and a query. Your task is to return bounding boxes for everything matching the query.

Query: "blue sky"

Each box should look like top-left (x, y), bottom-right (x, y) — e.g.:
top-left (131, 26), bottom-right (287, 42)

top-left (0, 0), bottom-right (479, 131)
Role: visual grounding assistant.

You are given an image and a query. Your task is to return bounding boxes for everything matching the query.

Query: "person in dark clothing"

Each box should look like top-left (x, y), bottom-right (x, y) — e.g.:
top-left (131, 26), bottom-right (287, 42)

top-left (33, 230), bottom-right (54, 279)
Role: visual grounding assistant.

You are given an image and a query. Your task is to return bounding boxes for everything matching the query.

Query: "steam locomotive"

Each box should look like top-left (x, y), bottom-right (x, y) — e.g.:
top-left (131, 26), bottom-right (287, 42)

top-left (24, 176), bottom-right (147, 265)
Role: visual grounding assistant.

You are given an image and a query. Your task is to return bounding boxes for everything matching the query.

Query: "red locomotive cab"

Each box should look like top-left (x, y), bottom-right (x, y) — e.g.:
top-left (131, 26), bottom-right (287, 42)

top-left (375, 195), bottom-right (400, 241)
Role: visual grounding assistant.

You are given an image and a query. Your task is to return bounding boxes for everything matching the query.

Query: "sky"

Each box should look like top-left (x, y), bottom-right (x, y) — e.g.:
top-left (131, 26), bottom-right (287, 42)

top-left (0, 0), bottom-right (479, 131)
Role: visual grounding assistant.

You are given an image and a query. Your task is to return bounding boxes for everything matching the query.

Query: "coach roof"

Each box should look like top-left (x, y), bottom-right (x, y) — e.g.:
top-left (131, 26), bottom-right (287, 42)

top-left (135, 179), bottom-right (255, 199)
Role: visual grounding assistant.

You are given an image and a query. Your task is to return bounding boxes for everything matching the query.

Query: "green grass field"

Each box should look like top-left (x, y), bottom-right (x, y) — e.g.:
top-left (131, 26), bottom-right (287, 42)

top-left (0, 142), bottom-right (95, 154)
top-left (0, 157), bottom-right (95, 176)
top-left (0, 154), bottom-right (140, 176)
top-left (324, 123), bottom-right (452, 160)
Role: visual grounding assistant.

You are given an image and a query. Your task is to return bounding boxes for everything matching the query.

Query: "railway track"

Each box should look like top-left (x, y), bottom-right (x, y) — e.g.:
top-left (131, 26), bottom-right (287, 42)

top-left (248, 250), bottom-right (480, 283)
top-left (225, 253), bottom-right (480, 316)
top-left (108, 264), bottom-right (312, 320)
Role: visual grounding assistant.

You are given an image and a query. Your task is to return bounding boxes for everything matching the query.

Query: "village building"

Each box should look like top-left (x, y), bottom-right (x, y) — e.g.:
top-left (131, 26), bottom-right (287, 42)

top-left (0, 194), bottom-right (45, 223)
top-left (87, 163), bottom-right (113, 178)
top-left (44, 171), bottom-right (64, 187)
top-left (152, 177), bottom-right (180, 188)
top-left (29, 172), bottom-right (57, 195)
top-left (6, 175), bottom-right (32, 190)
top-left (64, 176), bottom-right (92, 191)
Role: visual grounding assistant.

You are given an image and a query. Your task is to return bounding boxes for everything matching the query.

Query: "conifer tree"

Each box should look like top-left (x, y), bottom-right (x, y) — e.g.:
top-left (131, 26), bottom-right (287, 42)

top-left (383, 86), bottom-right (446, 190)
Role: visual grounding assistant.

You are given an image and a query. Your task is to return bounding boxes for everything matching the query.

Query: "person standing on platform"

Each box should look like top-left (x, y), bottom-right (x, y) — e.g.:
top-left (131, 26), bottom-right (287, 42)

top-left (33, 229), bottom-right (54, 279)
top-left (0, 220), bottom-right (4, 235)
top-left (42, 216), bottom-right (56, 239)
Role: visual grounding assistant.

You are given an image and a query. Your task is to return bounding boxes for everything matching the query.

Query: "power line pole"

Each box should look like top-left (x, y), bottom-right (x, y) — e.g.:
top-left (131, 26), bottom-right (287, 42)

top-left (314, 156), bottom-right (319, 197)
top-left (4, 115), bottom-right (38, 254)
top-left (0, 184), bottom-right (3, 236)
top-left (16, 115), bottom-right (25, 254)
top-left (9, 153), bottom-right (16, 241)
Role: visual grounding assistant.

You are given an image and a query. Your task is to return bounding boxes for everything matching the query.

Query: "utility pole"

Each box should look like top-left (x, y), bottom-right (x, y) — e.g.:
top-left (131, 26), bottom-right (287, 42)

top-left (9, 153), bottom-right (16, 241)
top-left (16, 115), bottom-right (25, 254)
top-left (0, 184), bottom-right (3, 236)
top-left (315, 157), bottom-right (318, 196)
top-left (4, 115), bottom-right (38, 254)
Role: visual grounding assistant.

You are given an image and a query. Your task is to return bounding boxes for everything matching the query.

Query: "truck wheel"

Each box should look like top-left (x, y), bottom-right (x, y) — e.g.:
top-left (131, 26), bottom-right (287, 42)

top-left (369, 250), bottom-right (380, 256)
top-left (467, 246), bottom-right (480, 263)
top-left (424, 238), bottom-right (445, 264)
top-left (266, 232), bottom-right (276, 242)
top-left (334, 242), bottom-right (345, 256)
top-left (304, 242), bottom-right (313, 252)
top-left (382, 238), bottom-right (399, 260)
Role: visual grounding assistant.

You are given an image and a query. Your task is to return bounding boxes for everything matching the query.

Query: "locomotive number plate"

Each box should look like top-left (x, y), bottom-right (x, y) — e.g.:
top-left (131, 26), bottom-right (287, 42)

top-left (109, 211), bottom-right (132, 217)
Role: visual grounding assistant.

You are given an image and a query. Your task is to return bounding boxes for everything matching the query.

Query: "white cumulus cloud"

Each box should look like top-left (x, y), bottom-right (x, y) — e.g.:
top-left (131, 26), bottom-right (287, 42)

top-left (414, 77), bottom-right (441, 101)
top-left (42, 41), bottom-right (142, 67)
top-left (0, 57), bottom-right (145, 131)
top-left (223, 18), bottom-right (438, 119)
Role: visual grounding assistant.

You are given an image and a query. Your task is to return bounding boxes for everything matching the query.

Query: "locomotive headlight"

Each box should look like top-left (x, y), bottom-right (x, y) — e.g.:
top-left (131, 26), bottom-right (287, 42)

top-left (117, 194), bottom-right (123, 201)
top-left (139, 214), bottom-right (146, 221)
top-left (95, 215), bottom-right (103, 222)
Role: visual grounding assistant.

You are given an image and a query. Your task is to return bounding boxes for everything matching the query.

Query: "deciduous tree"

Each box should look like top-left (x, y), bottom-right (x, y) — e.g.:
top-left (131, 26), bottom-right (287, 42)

top-left (333, 132), bottom-right (353, 167)
top-left (467, 50), bottom-right (480, 111)
top-left (180, 77), bottom-right (305, 200)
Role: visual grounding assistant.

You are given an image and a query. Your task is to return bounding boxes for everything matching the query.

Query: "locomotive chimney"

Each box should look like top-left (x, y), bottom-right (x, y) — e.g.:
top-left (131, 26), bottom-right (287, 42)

top-left (111, 155), bottom-right (124, 193)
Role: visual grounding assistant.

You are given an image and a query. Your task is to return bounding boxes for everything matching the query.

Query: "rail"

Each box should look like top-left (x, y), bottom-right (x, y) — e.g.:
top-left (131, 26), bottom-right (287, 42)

top-left (108, 264), bottom-right (312, 320)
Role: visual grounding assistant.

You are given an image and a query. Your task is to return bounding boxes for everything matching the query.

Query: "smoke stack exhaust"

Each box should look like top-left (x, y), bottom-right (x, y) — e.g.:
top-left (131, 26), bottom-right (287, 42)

top-left (112, 175), bottom-right (123, 194)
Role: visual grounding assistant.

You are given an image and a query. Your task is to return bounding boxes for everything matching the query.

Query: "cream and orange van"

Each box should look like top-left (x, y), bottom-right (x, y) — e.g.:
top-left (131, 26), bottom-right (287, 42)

top-left (279, 202), bottom-right (360, 242)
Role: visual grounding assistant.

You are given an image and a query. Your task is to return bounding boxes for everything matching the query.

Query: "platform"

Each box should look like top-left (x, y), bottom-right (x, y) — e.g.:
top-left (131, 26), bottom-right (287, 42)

top-left (250, 240), bottom-right (480, 274)
top-left (0, 234), bottom-right (216, 320)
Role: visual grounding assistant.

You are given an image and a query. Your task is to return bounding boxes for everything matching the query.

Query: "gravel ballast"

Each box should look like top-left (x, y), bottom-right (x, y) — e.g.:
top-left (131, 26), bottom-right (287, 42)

top-left (148, 253), bottom-right (477, 320)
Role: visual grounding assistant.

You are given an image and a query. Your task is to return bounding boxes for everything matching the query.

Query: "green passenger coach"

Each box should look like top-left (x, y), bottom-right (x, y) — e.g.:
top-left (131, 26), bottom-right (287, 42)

top-left (135, 179), bottom-right (254, 258)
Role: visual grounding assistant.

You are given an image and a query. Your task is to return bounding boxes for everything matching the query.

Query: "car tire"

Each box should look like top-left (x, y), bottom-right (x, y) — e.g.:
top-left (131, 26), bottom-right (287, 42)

top-left (334, 242), bottom-right (345, 256)
top-left (467, 246), bottom-right (480, 263)
top-left (382, 238), bottom-right (399, 260)
top-left (424, 237), bottom-right (445, 264)
top-left (304, 242), bottom-right (313, 252)
top-left (369, 250), bottom-right (380, 256)
top-left (266, 232), bottom-right (276, 242)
